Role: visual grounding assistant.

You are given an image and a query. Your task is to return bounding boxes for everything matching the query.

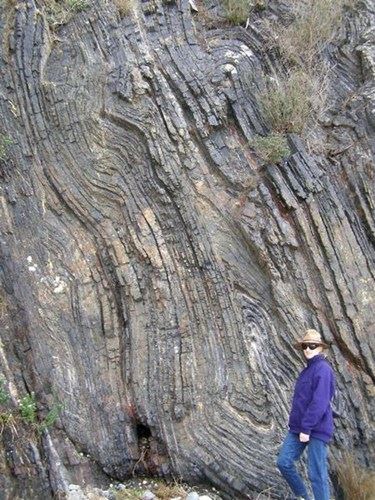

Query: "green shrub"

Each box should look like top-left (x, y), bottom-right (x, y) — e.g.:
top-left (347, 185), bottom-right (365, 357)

top-left (250, 132), bottom-right (290, 165)
top-left (19, 393), bottom-right (37, 424)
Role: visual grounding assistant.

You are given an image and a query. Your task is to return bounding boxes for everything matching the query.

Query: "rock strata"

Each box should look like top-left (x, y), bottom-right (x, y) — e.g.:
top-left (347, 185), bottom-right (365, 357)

top-left (0, 0), bottom-right (374, 498)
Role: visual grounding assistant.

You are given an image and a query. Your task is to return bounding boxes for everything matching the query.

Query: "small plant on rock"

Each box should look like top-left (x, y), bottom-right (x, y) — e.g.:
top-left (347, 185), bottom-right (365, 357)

top-left (113, 0), bottom-right (135, 18)
top-left (222, 0), bottom-right (249, 25)
top-left (0, 379), bottom-right (63, 437)
top-left (277, 0), bottom-right (349, 68)
top-left (66, 0), bottom-right (89, 11)
top-left (114, 488), bottom-right (144, 499)
top-left (45, 0), bottom-right (90, 30)
top-left (37, 402), bottom-right (63, 432)
top-left (250, 132), bottom-right (290, 165)
top-left (19, 392), bottom-right (37, 424)
top-left (259, 70), bottom-right (326, 136)
top-left (154, 481), bottom-right (187, 499)
top-left (0, 134), bottom-right (12, 160)
top-left (0, 411), bottom-right (16, 435)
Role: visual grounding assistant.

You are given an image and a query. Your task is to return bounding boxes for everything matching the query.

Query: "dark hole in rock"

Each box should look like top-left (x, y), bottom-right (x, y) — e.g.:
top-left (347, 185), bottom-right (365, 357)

top-left (136, 423), bottom-right (152, 440)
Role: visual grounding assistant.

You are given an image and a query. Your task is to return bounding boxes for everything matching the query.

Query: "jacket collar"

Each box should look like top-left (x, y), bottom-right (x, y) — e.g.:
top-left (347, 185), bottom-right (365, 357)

top-left (307, 353), bottom-right (325, 366)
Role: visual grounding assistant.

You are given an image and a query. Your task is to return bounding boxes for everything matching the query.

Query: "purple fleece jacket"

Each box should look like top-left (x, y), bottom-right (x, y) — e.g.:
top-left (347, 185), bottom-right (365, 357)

top-left (288, 354), bottom-right (335, 443)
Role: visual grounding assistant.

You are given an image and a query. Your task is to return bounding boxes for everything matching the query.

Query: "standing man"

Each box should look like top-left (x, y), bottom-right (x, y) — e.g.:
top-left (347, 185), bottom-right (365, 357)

top-left (276, 329), bottom-right (336, 500)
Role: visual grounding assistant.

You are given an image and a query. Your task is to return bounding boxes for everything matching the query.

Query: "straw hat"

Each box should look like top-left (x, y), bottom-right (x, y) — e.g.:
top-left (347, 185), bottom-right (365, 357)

top-left (293, 329), bottom-right (330, 350)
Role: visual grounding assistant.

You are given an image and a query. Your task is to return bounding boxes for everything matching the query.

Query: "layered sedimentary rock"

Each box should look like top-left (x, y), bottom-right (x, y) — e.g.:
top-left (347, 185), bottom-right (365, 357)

top-left (0, 0), bottom-right (374, 498)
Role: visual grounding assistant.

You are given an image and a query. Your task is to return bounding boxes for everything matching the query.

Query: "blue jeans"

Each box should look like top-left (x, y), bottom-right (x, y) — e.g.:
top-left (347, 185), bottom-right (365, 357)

top-left (276, 431), bottom-right (330, 500)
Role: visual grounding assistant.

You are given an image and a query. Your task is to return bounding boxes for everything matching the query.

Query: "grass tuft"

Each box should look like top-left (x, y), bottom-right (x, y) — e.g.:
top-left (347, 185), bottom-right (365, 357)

top-left (222, 0), bottom-right (268, 24)
top-left (154, 482), bottom-right (187, 499)
top-left (259, 68), bottom-right (327, 135)
top-left (334, 451), bottom-right (375, 500)
top-left (0, 411), bottom-right (17, 435)
top-left (113, 0), bottom-right (135, 18)
top-left (114, 488), bottom-right (144, 499)
top-left (250, 132), bottom-right (290, 165)
top-left (222, 0), bottom-right (249, 25)
top-left (278, 0), bottom-right (347, 68)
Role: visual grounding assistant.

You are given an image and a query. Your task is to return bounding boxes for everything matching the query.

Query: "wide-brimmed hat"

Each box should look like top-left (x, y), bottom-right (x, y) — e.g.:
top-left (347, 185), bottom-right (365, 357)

top-left (293, 329), bottom-right (330, 350)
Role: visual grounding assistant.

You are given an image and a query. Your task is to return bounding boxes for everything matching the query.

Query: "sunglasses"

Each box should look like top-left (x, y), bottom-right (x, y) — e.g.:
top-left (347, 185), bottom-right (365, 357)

top-left (301, 343), bottom-right (320, 351)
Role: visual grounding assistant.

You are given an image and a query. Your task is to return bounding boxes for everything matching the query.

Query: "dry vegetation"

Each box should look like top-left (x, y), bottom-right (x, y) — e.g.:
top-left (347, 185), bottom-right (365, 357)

top-left (114, 488), bottom-right (144, 499)
top-left (333, 451), bottom-right (375, 500)
top-left (222, 0), bottom-right (249, 24)
top-left (113, 480), bottom-right (188, 500)
top-left (222, 0), bottom-right (267, 25)
top-left (259, 70), bottom-right (321, 135)
top-left (277, 0), bottom-right (348, 68)
top-left (250, 0), bottom-right (358, 164)
top-left (112, 0), bottom-right (135, 18)
top-left (153, 482), bottom-right (187, 499)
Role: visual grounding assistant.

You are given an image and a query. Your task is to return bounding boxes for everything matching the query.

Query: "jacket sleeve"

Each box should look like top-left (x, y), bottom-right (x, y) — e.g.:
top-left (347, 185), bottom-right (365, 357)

top-left (300, 364), bottom-right (333, 435)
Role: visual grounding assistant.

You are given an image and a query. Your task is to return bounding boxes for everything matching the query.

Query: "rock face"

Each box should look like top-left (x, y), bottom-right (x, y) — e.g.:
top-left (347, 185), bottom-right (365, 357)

top-left (0, 0), bottom-right (374, 498)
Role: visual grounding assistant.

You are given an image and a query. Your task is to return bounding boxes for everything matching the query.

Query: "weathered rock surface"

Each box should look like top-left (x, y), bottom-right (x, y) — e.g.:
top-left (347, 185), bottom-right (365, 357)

top-left (0, 0), bottom-right (374, 498)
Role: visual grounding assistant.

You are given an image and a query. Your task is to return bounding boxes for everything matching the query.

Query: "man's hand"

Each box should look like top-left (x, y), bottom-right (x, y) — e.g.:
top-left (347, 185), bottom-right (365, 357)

top-left (299, 432), bottom-right (310, 442)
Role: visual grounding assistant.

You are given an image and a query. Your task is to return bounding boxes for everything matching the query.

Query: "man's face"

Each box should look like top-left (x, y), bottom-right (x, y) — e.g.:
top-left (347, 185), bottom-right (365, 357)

top-left (302, 343), bottom-right (323, 359)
